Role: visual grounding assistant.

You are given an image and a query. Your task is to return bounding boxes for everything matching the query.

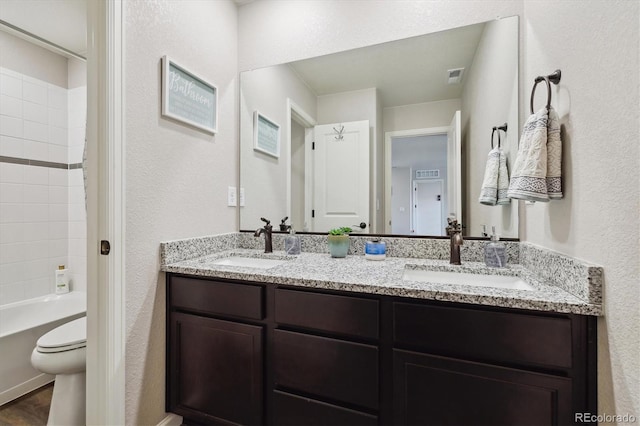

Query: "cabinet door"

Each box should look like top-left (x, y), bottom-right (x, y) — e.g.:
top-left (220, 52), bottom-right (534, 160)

top-left (168, 312), bottom-right (263, 425)
top-left (394, 350), bottom-right (573, 426)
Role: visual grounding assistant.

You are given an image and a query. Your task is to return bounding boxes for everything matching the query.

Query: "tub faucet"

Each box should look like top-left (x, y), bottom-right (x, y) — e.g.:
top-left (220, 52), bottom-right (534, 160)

top-left (254, 217), bottom-right (273, 253)
top-left (446, 218), bottom-right (464, 265)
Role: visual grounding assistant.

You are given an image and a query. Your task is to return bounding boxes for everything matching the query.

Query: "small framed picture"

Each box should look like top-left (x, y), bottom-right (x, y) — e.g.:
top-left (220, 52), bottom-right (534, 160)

top-left (161, 56), bottom-right (218, 134)
top-left (253, 111), bottom-right (280, 158)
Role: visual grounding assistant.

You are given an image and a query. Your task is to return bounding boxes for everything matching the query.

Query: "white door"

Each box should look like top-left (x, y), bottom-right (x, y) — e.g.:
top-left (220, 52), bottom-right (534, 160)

top-left (391, 167), bottom-right (412, 235)
top-left (310, 120), bottom-right (370, 232)
top-left (446, 111), bottom-right (462, 222)
top-left (414, 180), bottom-right (443, 235)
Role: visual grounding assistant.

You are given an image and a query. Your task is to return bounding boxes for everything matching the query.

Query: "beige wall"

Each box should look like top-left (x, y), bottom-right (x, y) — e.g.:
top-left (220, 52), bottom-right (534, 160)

top-left (240, 64), bottom-right (317, 230)
top-left (382, 99), bottom-right (461, 133)
top-left (522, 0), bottom-right (639, 417)
top-left (0, 31), bottom-right (67, 87)
top-left (461, 18), bottom-right (519, 238)
top-left (124, 1), bottom-right (238, 424)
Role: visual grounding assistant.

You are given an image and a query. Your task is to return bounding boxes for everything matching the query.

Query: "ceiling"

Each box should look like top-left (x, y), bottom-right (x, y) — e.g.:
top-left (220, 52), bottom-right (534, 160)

top-left (0, 0), bottom-right (87, 55)
top-left (289, 21), bottom-right (485, 108)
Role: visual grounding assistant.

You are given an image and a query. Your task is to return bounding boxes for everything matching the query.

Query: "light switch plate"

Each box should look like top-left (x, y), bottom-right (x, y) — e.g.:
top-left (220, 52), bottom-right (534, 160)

top-left (227, 186), bottom-right (237, 206)
top-left (239, 187), bottom-right (245, 207)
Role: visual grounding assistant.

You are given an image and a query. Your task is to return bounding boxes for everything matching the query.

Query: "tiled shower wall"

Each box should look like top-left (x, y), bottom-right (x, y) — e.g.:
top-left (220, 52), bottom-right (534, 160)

top-left (0, 65), bottom-right (86, 305)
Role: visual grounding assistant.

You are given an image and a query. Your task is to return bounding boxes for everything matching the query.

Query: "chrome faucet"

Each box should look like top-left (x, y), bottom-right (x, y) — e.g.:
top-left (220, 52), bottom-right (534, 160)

top-left (446, 218), bottom-right (464, 265)
top-left (254, 217), bottom-right (273, 253)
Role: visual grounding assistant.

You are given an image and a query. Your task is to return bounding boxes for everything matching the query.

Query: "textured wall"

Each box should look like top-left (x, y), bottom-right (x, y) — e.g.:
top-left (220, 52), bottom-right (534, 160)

top-left (124, 1), bottom-right (238, 424)
top-left (522, 0), bottom-right (639, 417)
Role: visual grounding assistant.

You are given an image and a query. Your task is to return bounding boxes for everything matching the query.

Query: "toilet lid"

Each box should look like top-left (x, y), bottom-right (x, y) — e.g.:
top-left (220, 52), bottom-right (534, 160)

top-left (37, 316), bottom-right (86, 352)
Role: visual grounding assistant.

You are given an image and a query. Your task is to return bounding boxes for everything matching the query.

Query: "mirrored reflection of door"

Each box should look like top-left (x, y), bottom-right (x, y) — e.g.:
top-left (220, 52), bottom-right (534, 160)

top-left (414, 180), bottom-right (443, 235)
top-left (309, 120), bottom-right (370, 233)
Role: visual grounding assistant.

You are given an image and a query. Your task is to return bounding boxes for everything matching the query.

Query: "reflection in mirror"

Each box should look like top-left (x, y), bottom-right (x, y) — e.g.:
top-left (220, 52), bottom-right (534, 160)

top-left (240, 16), bottom-right (518, 238)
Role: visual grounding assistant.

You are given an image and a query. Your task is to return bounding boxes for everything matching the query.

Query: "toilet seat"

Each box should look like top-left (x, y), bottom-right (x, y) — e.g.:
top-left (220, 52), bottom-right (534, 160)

top-left (36, 317), bottom-right (86, 354)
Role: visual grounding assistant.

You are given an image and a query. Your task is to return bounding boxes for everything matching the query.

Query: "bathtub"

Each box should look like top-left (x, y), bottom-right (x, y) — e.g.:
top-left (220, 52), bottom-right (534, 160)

top-left (0, 292), bottom-right (86, 405)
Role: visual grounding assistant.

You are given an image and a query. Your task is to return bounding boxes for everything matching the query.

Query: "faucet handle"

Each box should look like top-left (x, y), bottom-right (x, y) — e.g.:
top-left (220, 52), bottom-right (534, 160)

top-left (260, 217), bottom-right (271, 226)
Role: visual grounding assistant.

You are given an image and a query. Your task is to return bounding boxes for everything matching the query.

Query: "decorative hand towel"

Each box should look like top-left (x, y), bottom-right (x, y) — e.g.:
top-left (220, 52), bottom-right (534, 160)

top-left (479, 147), bottom-right (511, 206)
top-left (507, 106), bottom-right (562, 201)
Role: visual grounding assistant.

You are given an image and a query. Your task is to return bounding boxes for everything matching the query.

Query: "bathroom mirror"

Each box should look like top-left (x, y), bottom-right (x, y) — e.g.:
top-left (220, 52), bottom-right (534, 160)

top-left (240, 16), bottom-right (519, 238)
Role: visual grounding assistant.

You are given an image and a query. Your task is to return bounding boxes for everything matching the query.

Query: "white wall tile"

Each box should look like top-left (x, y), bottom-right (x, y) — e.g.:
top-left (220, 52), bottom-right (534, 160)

top-left (49, 168), bottom-right (68, 186)
top-left (23, 184), bottom-right (49, 204)
top-left (0, 163), bottom-right (25, 183)
top-left (23, 81), bottom-right (48, 105)
top-left (0, 223), bottom-right (23, 244)
top-left (68, 126), bottom-right (85, 147)
top-left (69, 238), bottom-right (85, 257)
top-left (0, 183), bottom-right (23, 203)
top-left (24, 222), bottom-right (49, 242)
top-left (48, 221), bottom-right (68, 240)
top-left (48, 126), bottom-right (67, 146)
top-left (48, 203), bottom-right (67, 222)
top-left (0, 115), bottom-right (23, 138)
top-left (0, 135), bottom-right (24, 157)
top-left (23, 120), bottom-right (48, 143)
top-left (69, 186), bottom-right (84, 204)
top-left (24, 259), bottom-right (49, 280)
top-left (48, 144), bottom-right (68, 163)
top-left (25, 240), bottom-right (49, 260)
top-left (23, 101), bottom-right (48, 124)
top-left (0, 282), bottom-right (25, 305)
top-left (69, 203), bottom-right (85, 221)
top-left (24, 165), bottom-right (48, 185)
top-left (0, 242), bottom-right (25, 263)
top-left (47, 239), bottom-right (67, 258)
top-left (49, 185), bottom-right (68, 203)
top-left (48, 85), bottom-right (67, 110)
top-left (22, 75), bottom-right (47, 88)
top-left (23, 140), bottom-right (49, 161)
top-left (68, 221), bottom-right (86, 239)
top-left (23, 203), bottom-right (48, 222)
top-left (25, 278), bottom-right (50, 299)
top-left (0, 94), bottom-right (22, 118)
top-left (0, 261), bottom-right (25, 285)
top-left (0, 74), bottom-right (22, 98)
top-left (69, 145), bottom-right (84, 164)
top-left (48, 107), bottom-right (67, 128)
top-left (0, 203), bottom-right (23, 223)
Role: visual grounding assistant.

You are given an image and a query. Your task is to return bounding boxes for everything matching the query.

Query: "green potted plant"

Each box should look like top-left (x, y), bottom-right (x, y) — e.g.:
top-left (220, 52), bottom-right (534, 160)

top-left (327, 227), bottom-right (352, 258)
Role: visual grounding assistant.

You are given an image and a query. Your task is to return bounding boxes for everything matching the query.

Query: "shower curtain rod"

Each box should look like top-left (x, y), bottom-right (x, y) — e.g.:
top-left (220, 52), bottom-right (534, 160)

top-left (0, 18), bottom-right (86, 61)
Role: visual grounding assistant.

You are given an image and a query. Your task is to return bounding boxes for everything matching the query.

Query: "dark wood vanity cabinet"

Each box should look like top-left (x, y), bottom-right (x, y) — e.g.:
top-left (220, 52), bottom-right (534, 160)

top-left (166, 273), bottom-right (597, 426)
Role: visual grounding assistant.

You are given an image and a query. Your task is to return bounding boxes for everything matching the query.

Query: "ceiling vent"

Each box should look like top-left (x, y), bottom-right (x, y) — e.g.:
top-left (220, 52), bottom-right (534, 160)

top-left (447, 68), bottom-right (465, 84)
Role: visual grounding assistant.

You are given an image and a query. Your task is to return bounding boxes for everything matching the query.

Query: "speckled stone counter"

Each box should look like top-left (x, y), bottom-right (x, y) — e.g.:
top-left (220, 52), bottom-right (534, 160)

top-left (160, 233), bottom-right (603, 316)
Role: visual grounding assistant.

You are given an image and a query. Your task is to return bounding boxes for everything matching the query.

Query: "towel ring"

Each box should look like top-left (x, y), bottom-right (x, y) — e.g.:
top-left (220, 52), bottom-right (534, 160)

top-left (491, 127), bottom-right (501, 149)
top-left (530, 69), bottom-right (562, 114)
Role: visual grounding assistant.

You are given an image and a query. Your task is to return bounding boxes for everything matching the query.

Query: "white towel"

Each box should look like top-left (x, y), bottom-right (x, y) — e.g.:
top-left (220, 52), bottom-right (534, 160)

top-left (507, 106), bottom-right (563, 202)
top-left (479, 147), bottom-right (510, 205)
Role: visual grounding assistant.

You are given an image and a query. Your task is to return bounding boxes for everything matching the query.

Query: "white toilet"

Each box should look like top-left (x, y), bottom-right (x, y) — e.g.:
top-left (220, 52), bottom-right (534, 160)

top-left (31, 316), bottom-right (86, 426)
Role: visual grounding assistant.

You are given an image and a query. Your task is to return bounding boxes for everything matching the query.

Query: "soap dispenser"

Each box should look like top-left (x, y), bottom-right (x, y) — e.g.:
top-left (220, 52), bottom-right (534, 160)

top-left (484, 226), bottom-right (507, 268)
top-left (284, 228), bottom-right (301, 255)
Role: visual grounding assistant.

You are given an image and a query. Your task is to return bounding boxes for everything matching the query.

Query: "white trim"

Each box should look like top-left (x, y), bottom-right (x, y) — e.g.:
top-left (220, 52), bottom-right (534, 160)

top-left (384, 127), bottom-right (449, 233)
top-left (157, 413), bottom-right (183, 426)
top-left (285, 98), bottom-right (316, 224)
top-left (86, 1), bottom-right (126, 425)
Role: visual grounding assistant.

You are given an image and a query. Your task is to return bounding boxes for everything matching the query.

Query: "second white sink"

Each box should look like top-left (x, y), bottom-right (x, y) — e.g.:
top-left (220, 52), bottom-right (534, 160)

top-left (402, 268), bottom-right (535, 291)
top-left (211, 256), bottom-right (286, 269)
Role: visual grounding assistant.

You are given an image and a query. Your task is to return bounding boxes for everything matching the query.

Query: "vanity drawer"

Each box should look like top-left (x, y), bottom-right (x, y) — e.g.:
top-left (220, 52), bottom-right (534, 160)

top-left (273, 390), bottom-right (378, 426)
top-left (275, 288), bottom-right (379, 339)
top-left (169, 276), bottom-right (264, 320)
top-left (393, 302), bottom-right (573, 369)
top-left (273, 329), bottom-right (379, 410)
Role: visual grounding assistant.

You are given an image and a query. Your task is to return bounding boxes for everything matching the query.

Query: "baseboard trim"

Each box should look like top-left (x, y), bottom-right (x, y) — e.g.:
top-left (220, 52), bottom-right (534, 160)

top-left (0, 374), bottom-right (54, 406)
top-left (157, 413), bottom-right (182, 426)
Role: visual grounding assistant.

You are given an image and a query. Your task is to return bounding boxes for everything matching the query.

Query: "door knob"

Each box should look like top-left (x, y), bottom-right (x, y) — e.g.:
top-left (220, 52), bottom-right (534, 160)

top-left (352, 222), bottom-right (367, 229)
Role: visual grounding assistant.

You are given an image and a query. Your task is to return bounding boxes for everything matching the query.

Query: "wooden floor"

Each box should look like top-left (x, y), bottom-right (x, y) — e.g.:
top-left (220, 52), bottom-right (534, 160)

top-left (0, 384), bottom-right (52, 426)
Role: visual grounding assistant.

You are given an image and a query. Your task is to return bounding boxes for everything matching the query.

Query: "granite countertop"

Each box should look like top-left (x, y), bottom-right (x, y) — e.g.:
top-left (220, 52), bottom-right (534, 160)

top-left (161, 248), bottom-right (602, 316)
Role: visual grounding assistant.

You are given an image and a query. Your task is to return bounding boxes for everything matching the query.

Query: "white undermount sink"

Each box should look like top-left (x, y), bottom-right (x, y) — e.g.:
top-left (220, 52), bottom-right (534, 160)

top-left (402, 268), bottom-right (535, 291)
top-left (211, 256), bottom-right (286, 269)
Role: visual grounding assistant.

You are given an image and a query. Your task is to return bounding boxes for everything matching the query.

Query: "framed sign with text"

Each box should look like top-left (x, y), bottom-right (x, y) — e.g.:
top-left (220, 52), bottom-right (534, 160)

top-left (253, 111), bottom-right (280, 158)
top-left (161, 56), bottom-right (217, 134)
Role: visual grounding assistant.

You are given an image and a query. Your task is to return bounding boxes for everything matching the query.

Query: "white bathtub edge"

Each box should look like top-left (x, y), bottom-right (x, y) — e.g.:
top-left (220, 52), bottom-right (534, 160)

top-left (0, 373), bottom-right (54, 406)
